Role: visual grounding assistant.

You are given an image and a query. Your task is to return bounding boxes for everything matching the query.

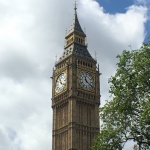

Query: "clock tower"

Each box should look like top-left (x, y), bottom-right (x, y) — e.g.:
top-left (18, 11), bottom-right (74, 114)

top-left (51, 3), bottom-right (100, 150)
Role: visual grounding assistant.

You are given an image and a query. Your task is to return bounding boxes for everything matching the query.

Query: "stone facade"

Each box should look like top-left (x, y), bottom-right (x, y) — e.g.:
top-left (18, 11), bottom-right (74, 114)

top-left (51, 4), bottom-right (100, 150)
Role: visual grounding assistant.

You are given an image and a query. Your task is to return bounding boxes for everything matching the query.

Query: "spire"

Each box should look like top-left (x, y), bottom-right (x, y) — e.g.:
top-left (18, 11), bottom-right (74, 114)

top-left (56, 1), bottom-right (95, 65)
top-left (66, 1), bottom-right (85, 37)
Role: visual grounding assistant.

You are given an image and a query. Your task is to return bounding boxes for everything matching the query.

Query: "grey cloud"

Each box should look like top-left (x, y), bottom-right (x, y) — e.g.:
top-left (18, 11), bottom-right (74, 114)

top-left (0, 0), bottom-right (148, 149)
top-left (0, 126), bottom-right (16, 150)
top-left (0, 48), bottom-right (38, 81)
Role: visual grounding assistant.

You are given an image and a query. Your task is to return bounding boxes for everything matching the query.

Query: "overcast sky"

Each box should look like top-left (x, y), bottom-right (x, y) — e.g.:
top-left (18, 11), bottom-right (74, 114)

top-left (0, 0), bottom-right (149, 150)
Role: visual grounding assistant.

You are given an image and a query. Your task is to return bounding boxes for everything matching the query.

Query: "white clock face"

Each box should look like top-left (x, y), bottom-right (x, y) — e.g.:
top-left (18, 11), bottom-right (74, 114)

top-left (79, 71), bottom-right (94, 91)
top-left (55, 73), bottom-right (67, 93)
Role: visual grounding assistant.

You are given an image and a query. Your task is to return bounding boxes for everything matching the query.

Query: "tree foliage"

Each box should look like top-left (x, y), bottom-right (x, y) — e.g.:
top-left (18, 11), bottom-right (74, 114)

top-left (93, 41), bottom-right (150, 150)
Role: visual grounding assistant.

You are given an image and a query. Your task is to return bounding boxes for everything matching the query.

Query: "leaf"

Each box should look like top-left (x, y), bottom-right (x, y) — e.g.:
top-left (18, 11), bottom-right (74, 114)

top-left (93, 40), bottom-right (150, 150)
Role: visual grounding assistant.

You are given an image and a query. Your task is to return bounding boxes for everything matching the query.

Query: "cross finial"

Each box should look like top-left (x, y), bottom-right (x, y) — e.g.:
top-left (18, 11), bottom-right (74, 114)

top-left (55, 55), bottom-right (57, 64)
top-left (74, 0), bottom-right (77, 14)
top-left (84, 27), bottom-right (86, 34)
top-left (95, 51), bottom-right (97, 61)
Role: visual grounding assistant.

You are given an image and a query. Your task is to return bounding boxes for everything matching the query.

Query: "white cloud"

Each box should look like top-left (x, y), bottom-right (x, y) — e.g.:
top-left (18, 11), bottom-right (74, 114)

top-left (0, 0), bottom-right (148, 149)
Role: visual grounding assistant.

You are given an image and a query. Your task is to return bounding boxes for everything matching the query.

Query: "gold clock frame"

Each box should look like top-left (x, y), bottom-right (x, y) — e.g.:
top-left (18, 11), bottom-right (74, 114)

top-left (77, 69), bottom-right (95, 93)
top-left (55, 70), bottom-right (67, 95)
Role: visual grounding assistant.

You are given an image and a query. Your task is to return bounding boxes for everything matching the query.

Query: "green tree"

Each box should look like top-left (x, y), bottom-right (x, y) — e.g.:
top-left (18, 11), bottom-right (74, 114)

top-left (93, 41), bottom-right (150, 150)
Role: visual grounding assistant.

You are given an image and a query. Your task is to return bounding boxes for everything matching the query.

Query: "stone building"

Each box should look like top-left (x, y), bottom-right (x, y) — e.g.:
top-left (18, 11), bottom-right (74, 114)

top-left (51, 3), bottom-right (100, 150)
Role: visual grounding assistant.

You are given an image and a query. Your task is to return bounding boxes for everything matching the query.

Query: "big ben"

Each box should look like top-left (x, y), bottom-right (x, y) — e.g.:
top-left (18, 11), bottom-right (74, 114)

top-left (51, 2), bottom-right (100, 150)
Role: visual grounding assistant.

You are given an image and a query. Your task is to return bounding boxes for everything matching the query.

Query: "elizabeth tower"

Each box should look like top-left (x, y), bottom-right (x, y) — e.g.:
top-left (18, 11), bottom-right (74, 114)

top-left (51, 3), bottom-right (100, 150)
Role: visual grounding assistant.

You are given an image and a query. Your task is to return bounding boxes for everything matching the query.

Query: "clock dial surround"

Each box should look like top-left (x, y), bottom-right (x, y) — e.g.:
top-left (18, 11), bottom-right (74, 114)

top-left (78, 71), bottom-right (94, 91)
top-left (55, 73), bottom-right (67, 93)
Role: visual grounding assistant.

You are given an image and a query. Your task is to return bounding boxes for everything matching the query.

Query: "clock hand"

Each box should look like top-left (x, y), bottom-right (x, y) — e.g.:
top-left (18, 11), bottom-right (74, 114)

top-left (60, 78), bottom-right (66, 85)
top-left (60, 79), bottom-right (63, 85)
top-left (89, 83), bottom-right (93, 88)
top-left (85, 77), bottom-right (93, 88)
top-left (84, 77), bottom-right (88, 84)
